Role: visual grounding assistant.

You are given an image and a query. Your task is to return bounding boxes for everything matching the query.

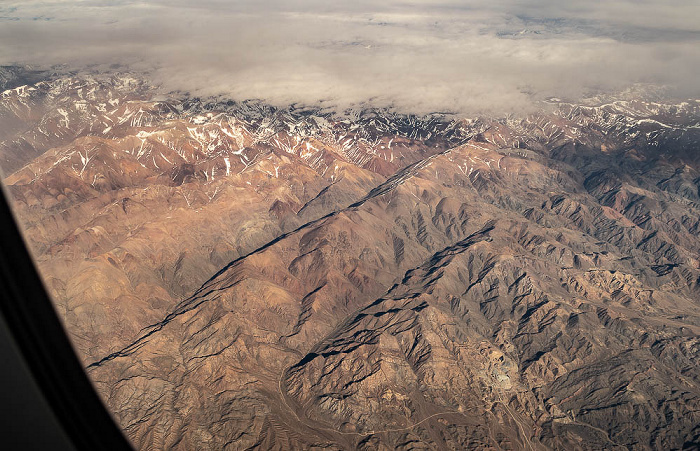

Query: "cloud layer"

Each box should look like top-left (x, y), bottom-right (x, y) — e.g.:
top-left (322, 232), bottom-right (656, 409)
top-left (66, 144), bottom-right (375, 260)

top-left (1, 1), bottom-right (699, 114)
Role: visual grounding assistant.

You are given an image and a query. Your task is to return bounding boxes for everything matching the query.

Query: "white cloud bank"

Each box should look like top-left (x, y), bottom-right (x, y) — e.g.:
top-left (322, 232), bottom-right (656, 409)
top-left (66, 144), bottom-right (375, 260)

top-left (0, 0), bottom-right (698, 114)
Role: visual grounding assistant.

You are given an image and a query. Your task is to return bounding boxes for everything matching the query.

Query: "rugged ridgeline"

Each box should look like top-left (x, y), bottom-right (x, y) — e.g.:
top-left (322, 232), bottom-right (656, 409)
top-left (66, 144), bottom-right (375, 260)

top-left (2, 69), bottom-right (700, 450)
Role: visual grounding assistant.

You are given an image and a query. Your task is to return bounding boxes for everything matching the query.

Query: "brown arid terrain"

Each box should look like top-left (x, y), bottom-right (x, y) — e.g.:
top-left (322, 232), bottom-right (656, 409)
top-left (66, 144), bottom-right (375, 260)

top-left (2, 67), bottom-right (700, 450)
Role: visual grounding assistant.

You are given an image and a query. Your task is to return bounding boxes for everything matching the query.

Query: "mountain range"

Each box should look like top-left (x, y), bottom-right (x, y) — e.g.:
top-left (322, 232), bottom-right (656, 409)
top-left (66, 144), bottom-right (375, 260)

top-left (2, 66), bottom-right (699, 450)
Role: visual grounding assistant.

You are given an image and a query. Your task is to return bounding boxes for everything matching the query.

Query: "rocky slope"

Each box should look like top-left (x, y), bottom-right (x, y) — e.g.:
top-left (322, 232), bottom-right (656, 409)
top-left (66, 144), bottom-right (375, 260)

top-left (2, 69), bottom-right (700, 450)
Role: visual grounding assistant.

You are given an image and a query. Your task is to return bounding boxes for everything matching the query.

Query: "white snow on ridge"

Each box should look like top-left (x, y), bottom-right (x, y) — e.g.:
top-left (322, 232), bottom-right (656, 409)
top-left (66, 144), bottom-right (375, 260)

top-left (57, 108), bottom-right (70, 127)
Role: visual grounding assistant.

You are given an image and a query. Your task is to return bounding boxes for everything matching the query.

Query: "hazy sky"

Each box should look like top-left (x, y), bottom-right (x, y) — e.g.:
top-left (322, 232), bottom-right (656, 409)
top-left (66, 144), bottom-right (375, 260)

top-left (1, 0), bottom-right (699, 113)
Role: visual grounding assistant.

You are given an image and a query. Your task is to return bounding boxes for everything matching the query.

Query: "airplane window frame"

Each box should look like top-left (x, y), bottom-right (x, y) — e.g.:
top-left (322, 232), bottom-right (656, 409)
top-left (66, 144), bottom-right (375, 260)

top-left (0, 181), bottom-right (133, 451)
